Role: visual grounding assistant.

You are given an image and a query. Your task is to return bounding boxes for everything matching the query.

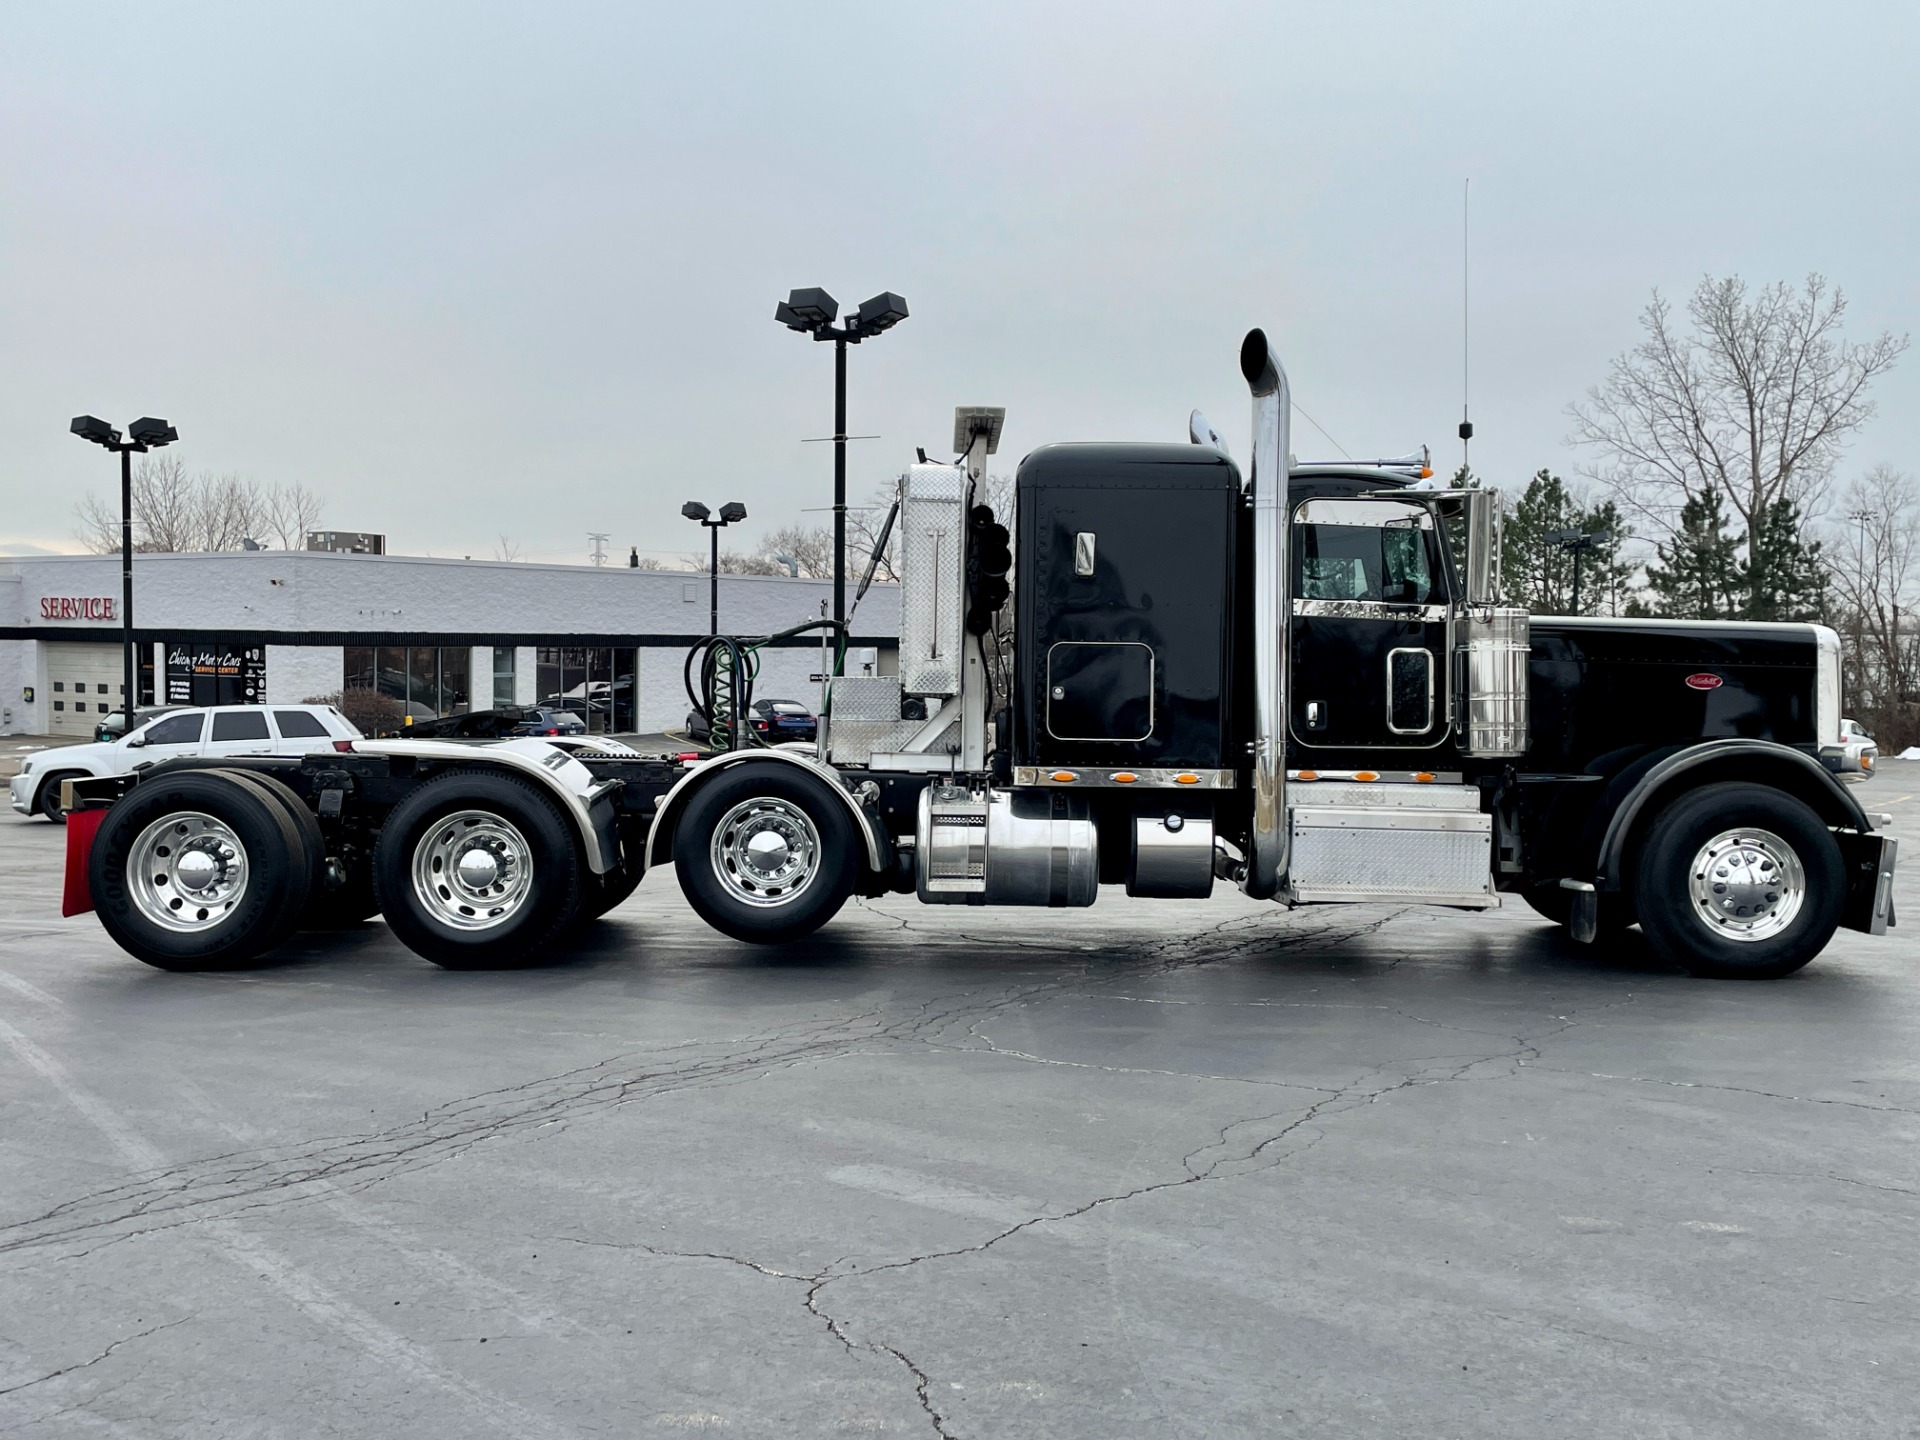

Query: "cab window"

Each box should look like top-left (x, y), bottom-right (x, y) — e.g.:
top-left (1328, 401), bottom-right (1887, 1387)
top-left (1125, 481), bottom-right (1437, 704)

top-left (1294, 498), bottom-right (1443, 605)
top-left (141, 712), bottom-right (205, 746)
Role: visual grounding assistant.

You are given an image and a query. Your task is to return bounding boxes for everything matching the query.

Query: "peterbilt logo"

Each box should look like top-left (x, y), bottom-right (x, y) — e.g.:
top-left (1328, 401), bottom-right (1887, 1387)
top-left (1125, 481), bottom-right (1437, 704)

top-left (1685, 672), bottom-right (1724, 691)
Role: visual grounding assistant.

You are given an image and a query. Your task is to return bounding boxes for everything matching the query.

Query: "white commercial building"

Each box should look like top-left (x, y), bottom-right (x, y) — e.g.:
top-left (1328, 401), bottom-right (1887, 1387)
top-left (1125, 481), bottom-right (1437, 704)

top-left (0, 551), bottom-right (898, 737)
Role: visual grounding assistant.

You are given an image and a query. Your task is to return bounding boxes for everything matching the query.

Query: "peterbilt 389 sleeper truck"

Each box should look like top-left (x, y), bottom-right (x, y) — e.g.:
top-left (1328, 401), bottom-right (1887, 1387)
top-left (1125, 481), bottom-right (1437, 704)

top-left (61, 330), bottom-right (1897, 980)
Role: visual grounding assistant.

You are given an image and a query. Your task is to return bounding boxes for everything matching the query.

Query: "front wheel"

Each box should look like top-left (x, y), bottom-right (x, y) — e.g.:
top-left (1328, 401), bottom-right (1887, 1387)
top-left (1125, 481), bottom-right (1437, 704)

top-left (36, 770), bottom-right (86, 824)
top-left (672, 764), bottom-right (858, 943)
top-left (1634, 782), bottom-right (1843, 980)
top-left (373, 770), bottom-right (585, 968)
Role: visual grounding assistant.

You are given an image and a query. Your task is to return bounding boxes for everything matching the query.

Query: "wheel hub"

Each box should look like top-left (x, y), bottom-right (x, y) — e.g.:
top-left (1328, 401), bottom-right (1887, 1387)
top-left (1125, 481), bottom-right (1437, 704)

top-left (127, 811), bottom-right (251, 933)
top-left (411, 810), bottom-right (535, 931)
top-left (1688, 827), bottom-right (1806, 943)
top-left (711, 798), bottom-right (820, 907)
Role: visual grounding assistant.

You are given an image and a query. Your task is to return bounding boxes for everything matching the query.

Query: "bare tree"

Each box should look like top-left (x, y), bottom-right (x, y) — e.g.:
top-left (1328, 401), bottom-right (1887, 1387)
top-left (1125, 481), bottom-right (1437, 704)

top-left (1569, 274), bottom-right (1906, 611)
top-left (264, 482), bottom-right (326, 549)
top-left (1827, 466), bottom-right (1920, 749)
top-left (493, 534), bottom-right (523, 562)
top-left (76, 458), bottom-right (326, 553)
top-left (756, 524), bottom-right (834, 578)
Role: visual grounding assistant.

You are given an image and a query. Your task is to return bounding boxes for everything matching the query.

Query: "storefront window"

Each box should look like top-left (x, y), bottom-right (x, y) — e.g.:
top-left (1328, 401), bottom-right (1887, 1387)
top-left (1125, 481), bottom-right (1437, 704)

top-left (535, 647), bottom-right (636, 733)
top-left (342, 646), bottom-right (470, 719)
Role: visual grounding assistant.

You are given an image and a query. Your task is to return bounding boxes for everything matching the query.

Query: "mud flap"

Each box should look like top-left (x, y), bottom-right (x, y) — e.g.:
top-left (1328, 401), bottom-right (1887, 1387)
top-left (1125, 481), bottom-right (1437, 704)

top-left (1838, 831), bottom-right (1898, 936)
top-left (62, 807), bottom-right (107, 917)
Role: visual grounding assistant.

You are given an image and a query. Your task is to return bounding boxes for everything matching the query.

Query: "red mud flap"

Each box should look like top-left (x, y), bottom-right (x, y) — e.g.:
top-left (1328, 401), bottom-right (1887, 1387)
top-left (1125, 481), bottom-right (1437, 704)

top-left (62, 807), bottom-right (106, 917)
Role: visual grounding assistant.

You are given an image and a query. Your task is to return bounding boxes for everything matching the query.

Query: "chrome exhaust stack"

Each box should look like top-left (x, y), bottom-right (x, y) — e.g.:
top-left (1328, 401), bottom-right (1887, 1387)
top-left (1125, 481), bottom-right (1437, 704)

top-left (1240, 328), bottom-right (1290, 900)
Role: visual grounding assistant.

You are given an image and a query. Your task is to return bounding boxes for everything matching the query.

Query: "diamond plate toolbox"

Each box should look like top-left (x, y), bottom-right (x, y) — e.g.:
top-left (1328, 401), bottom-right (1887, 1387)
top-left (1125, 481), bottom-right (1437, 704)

top-left (1287, 805), bottom-right (1494, 904)
top-left (899, 464), bottom-right (967, 697)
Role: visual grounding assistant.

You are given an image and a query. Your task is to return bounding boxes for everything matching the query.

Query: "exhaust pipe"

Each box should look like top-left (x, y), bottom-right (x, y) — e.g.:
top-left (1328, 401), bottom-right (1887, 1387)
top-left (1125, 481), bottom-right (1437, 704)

top-left (1239, 329), bottom-right (1290, 900)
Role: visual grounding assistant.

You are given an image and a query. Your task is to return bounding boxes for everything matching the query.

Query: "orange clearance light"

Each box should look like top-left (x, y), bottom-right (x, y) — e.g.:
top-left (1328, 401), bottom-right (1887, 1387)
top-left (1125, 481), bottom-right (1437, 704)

top-left (1297, 770), bottom-right (1319, 781)
top-left (1354, 770), bottom-right (1379, 782)
top-left (1113, 772), bottom-right (1138, 783)
top-left (1051, 770), bottom-right (1078, 783)
top-left (1414, 771), bottom-right (1435, 783)
top-left (1175, 772), bottom-right (1200, 785)
top-left (1419, 467), bottom-right (1434, 479)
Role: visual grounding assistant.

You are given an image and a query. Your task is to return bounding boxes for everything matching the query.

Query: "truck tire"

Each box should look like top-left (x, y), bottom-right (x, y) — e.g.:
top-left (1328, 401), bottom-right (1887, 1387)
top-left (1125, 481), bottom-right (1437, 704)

top-left (575, 862), bottom-right (642, 928)
top-left (35, 770), bottom-right (86, 824)
top-left (206, 769), bottom-right (375, 928)
top-left (89, 770), bottom-right (312, 971)
top-left (373, 770), bottom-right (585, 969)
top-left (1634, 782), bottom-right (1843, 980)
top-left (672, 764), bottom-right (857, 943)
top-left (1521, 886), bottom-right (1633, 937)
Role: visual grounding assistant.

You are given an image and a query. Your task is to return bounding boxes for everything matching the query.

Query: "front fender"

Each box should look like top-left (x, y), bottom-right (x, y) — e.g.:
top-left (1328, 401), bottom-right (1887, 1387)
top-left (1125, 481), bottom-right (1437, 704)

top-left (1595, 738), bottom-right (1874, 890)
top-left (644, 750), bottom-right (884, 876)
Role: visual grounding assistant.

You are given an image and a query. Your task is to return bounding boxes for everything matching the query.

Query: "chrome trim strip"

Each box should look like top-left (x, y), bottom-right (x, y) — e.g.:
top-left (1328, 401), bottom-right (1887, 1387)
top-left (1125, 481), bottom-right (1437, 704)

top-left (1241, 329), bottom-right (1289, 901)
top-left (1014, 766), bottom-right (1237, 789)
top-left (1288, 770), bottom-right (1463, 784)
top-left (1295, 599), bottom-right (1449, 623)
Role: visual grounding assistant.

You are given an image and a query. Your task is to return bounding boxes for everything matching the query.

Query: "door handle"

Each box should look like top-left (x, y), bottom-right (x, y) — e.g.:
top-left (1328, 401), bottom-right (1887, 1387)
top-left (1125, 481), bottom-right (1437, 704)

top-left (1305, 700), bottom-right (1326, 731)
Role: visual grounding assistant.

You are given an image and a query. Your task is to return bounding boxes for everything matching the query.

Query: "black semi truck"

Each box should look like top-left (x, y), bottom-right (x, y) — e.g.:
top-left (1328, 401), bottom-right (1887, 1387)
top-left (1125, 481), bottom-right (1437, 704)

top-left (62, 330), bottom-right (1897, 980)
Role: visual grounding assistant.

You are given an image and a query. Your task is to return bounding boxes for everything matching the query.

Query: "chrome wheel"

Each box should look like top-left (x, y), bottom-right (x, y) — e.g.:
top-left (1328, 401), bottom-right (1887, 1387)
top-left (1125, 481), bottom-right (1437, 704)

top-left (1687, 827), bottom-right (1806, 943)
top-left (128, 811), bottom-right (250, 933)
top-left (709, 797), bottom-right (820, 908)
top-left (411, 809), bottom-right (535, 931)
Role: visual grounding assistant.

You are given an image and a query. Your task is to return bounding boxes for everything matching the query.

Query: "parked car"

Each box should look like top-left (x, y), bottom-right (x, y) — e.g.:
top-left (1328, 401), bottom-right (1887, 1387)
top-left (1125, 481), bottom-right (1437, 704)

top-left (1834, 717), bottom-right (1879, 778)
top-left (93, 706), bottom-right (187, 743)
top-left (683, 699), bottom-right (817, 747)
top-left (9, 704), bottom-right (362, 823)
top-left (508, 706), bottom-right (587, 738)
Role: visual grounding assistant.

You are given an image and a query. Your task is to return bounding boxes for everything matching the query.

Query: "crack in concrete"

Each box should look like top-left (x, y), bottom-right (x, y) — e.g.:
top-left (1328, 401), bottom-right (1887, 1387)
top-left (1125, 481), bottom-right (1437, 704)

top-left (1524, 1065), bottom-right (1920, 1117)
top-left (0, 1317), bottom-right (190, 1399)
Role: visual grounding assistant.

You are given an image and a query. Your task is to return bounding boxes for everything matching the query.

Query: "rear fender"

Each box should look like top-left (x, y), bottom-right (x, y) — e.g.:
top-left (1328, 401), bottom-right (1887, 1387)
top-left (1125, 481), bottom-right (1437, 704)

top-left (349, 739), bottom-right (621, 873)
top-left (644, 750), bottom-right (884, 876)
top-left (1595, 738), bottom-right (1875, 892)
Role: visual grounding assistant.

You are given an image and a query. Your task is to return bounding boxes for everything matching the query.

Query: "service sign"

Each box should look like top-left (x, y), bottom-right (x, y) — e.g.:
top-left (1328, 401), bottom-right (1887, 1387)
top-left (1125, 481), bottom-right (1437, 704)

top-left (39, 596), bottom-right (116, 621)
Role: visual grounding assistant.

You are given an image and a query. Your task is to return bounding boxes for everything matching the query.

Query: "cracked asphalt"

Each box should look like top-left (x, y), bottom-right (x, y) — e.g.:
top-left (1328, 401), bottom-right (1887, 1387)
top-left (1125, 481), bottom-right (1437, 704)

top-left (2, 764), bottom-right (1916, 1438)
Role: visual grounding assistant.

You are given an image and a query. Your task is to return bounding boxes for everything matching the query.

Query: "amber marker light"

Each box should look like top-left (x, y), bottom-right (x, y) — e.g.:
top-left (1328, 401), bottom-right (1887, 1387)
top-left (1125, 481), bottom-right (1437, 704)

top-left (1175, 773), bottom-right (1200, 785)
top-left (1113, 772), bottom-right (1137, 783)
top-left (1297, 770), bottom-right (1319, 781)
top-left (1354, 770), bottom-right (1379, 782)
top-left (1414, 771), bottom-right (1435, 783)
top-left (1051, 771), bottom-right (1078, 783)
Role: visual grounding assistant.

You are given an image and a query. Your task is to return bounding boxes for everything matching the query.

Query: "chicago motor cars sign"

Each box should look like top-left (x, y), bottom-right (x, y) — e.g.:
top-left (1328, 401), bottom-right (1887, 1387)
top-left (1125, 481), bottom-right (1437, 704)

top-left (39, 596), bottom-right (116, 620)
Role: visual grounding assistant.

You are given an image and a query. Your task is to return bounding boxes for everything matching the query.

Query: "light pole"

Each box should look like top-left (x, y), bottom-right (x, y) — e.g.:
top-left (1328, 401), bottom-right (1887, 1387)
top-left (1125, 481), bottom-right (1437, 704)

top-left (682, 500), bottom-right (747, 635)
top-left (1547, 527), bottom-right (1610, 615)
top-left (775, 287), bottom-right (908, 649)
top-left (70, 414), bottom-right (178, 724)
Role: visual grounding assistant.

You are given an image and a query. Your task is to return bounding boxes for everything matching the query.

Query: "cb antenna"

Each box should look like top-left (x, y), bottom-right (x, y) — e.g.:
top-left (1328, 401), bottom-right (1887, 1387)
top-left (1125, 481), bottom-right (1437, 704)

top-left (1458, 178), bottom-right (1473, 480)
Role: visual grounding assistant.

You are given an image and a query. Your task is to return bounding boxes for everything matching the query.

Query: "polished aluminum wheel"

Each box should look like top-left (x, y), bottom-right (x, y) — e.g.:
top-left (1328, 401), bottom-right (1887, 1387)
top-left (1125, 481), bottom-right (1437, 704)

top-left (709, 797), bottom-right (820, 908)
top-left (411, 809), bottom-right (535, 931)
top-left (1688, 826), bottom-right (1806, 942)
top-left (128, 810), bottom-right (250, 933)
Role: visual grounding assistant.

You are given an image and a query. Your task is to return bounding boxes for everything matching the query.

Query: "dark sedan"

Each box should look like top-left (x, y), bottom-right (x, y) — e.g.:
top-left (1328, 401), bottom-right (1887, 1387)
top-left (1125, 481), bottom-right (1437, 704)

top-left (509, 706), bottom-right (587, 738)
top-left (683, 699), bottom-right (817, 747)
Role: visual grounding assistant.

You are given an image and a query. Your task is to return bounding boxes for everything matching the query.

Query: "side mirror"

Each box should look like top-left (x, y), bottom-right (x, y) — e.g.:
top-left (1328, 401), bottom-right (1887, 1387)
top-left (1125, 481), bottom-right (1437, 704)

top-left (1461, 489), bottom-right (1503, 606)
top-left (125, 735), bottom-right (146, 749)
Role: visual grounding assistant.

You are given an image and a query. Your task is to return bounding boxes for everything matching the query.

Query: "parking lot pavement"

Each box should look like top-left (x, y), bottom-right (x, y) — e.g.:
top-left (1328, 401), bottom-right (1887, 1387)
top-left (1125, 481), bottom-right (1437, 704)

top-left (0, 768), bottom-right (1914, 1439)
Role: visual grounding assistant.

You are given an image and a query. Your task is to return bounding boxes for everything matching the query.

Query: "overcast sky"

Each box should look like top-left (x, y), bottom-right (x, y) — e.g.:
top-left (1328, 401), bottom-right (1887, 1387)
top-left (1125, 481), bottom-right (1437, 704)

top-left (3, 1), bottom-right (1914, 563)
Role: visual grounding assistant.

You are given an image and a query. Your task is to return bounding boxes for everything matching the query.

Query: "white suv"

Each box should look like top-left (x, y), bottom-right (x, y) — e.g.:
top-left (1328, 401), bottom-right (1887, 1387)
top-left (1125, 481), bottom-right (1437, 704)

top-left (9, 704), bottom-right (363, 823)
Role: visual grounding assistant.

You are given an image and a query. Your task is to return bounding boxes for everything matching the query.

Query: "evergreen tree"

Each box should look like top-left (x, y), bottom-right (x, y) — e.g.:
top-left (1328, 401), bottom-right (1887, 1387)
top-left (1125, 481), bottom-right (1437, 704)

top-left (1499, 469), bottom-right (1632, 614)
top-left (1636, 487), bottom-right (1745, 618)
top-left (1744, 498), bottom-right (1828, 622)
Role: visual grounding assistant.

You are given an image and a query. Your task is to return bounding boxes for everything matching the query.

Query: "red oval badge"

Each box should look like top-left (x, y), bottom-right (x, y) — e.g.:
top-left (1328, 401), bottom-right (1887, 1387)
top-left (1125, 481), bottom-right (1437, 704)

top-left (1685, 673), bottom-right (1724, 691)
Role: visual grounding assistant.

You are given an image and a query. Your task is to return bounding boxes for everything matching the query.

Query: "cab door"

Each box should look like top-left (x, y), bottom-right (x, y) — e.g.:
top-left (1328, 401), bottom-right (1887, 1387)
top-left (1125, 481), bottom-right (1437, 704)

top-left (1289, 495), bottom-right (1452, 754)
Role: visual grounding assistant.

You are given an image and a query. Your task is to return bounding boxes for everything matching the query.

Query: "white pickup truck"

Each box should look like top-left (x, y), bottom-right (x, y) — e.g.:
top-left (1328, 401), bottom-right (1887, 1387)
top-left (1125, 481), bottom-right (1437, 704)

top-left (10, 704), bottom-right (362, 822)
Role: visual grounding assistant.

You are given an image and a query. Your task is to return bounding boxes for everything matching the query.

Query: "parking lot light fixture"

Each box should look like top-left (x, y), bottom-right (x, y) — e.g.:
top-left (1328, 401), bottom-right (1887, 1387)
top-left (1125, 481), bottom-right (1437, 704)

top-left (70, 412), bottom-right (178, 727)
top-left (683, 499), bottom-right (747, 635)
top-left (774, 285), bottom-right (908, 651)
